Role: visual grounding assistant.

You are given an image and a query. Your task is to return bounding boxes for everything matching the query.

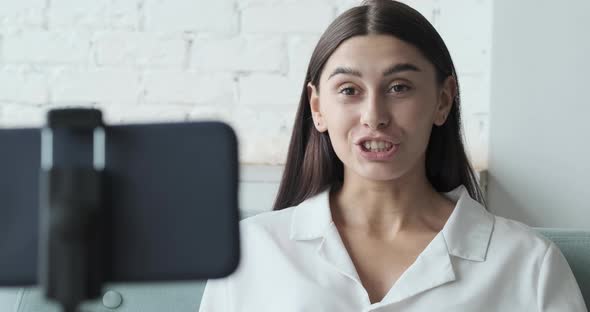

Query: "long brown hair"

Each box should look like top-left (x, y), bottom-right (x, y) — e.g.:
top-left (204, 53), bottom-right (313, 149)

top-left (272, 0), bottom-right (485, 210)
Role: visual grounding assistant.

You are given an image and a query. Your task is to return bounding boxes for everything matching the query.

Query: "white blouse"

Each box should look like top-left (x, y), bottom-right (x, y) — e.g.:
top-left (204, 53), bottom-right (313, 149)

top-left (199, 185), bottom-right (587, 311)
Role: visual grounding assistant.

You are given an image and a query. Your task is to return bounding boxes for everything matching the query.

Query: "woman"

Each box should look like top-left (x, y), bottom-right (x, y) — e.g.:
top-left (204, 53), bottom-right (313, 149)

top-left (199, 0), bottom-right (586, 310)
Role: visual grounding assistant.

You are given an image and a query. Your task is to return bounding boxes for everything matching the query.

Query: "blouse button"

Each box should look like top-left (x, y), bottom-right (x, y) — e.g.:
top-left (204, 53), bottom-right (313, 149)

top-left (102, 290), bottom-right (123, 309)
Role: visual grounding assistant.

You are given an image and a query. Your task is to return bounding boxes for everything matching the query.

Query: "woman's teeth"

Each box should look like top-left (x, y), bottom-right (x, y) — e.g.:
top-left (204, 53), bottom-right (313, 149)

top-left (363, 140), bottom-right (393, 152)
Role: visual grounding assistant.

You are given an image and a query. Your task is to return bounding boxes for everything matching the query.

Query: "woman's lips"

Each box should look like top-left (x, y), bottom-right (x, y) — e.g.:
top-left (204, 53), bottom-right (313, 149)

top-left (357, 143), bottom-right (399, 161)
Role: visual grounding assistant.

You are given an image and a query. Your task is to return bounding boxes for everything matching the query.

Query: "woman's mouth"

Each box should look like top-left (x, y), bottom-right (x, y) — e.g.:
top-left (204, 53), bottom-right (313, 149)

top-left (357, 141), bottom-right (399, 161)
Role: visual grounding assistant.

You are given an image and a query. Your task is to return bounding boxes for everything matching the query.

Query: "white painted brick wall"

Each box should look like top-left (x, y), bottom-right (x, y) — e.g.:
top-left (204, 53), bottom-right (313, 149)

top-left (143, 71), bottom-right (235, 104)
top-left (0, 0), bottom-right (492, 170)
top-left (191, 36), bottom-right (285, 72)
top-left (48, 0), bottom-right (112, 30)
top-left (3, 31), bottom-right (90, 64)
top-left (241, 1), bottom-right (335, 34)
top-left (94, 32), bottom-right (186, 67)
top-left (144, 0), bottom-right (238, 34)
top-left (0, 66), bottom-right (48, 103)
top-left (238, 73), bottom-right (300, 107)
top-left (51, 68), bottom-right (140, 103)
top-left (0, 0), bottom-right (45, 30)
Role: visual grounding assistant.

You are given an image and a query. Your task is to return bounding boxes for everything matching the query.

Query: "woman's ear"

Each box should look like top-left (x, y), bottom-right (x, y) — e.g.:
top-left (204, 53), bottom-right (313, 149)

top-left (307, 82), bottom-right (327, 132)
top-left (434, 76), bottom-right (457, 126)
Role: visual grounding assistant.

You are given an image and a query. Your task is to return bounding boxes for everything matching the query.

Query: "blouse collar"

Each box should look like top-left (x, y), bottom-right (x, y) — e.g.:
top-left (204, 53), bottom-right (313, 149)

top-left (290, 184), bottom-right (495, 262)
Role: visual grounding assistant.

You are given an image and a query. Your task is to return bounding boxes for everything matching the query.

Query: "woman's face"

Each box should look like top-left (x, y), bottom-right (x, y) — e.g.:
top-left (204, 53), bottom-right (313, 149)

top-left (309, 34), bottom-right (455, 183)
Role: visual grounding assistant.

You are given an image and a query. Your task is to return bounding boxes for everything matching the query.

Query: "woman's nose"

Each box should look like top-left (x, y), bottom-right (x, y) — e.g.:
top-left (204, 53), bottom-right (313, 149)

top-left (360, 95), bottom-right (390, 130)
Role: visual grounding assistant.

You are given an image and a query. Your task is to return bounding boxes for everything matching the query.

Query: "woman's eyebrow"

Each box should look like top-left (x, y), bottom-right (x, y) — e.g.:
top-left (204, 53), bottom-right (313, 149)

top-left (328, 66), bottom-right (362, 80)
top-left (383, 63), bottom-right (421, 76)
top-left (327, 63), bottom-right (421, 80)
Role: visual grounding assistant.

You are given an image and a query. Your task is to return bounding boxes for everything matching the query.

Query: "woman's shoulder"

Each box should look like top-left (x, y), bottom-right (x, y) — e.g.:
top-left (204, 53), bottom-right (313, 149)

top-left (489, 213), bottom-right (554, 255)
top-left (239, 189), bottom-right (331, 239)
top-left (238, 206), bottom-right (298, 238)
top-left (240, 206), bottom-right (296, 225)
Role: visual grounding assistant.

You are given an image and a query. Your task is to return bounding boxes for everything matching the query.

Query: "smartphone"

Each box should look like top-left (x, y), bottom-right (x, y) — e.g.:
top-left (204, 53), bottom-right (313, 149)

top-left (0, 121), bottom-right (240, 286)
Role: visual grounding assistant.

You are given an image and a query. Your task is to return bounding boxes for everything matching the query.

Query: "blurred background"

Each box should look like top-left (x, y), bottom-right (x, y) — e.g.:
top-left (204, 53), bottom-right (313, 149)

top-left (0, 0), bottom-right (587, 227)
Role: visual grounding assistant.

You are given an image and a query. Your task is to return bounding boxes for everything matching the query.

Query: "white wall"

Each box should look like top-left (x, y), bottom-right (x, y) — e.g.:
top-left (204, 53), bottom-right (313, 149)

top-left (0, 0), bottom-right (492, 169)
top-left (488, 0), bottom-right (590, 228)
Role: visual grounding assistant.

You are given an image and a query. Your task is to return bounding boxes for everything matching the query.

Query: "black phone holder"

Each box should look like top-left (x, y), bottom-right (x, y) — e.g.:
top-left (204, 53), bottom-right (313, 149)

top-left (39, 108), bottom-right (107, 312)
top-left (0, 107), bottom-right (240, 311)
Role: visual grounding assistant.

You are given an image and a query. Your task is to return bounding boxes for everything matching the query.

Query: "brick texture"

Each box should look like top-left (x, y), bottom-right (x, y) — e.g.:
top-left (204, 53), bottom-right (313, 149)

top-left (0, 0), bottom-right (492, 168)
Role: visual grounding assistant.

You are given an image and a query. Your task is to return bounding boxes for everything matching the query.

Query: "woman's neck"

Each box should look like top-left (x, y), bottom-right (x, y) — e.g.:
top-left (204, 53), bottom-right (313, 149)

top-left (330, 167), bottom-right (454, 239)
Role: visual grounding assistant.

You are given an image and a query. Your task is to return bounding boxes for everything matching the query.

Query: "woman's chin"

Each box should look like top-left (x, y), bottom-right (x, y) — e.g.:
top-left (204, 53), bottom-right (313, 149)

top-left (356, 166), bottom-right (405, 182)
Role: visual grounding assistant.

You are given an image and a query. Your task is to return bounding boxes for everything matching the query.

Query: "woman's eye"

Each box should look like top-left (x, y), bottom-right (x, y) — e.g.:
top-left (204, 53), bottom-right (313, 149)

top-left (389, 84), bottom-right (411, 93)
top-left (338, 86), bottom-right (358, 96)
